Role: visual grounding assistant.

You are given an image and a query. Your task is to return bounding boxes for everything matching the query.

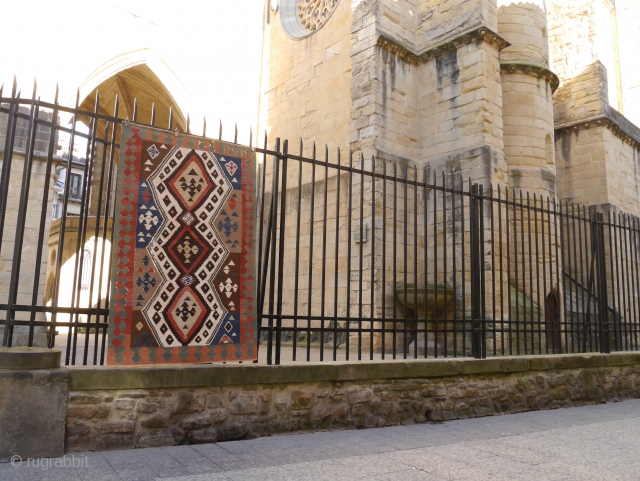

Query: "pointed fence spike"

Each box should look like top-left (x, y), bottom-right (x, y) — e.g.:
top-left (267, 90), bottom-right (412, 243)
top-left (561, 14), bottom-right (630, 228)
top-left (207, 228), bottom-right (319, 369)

top-left (249, 126), bottom-right (253, 148)
top-left (187, 114), bottom-right (191, 134)
top-left (219, 120), bottom-right (222, 141)
top-left (54, 83), bottom-right (59, 104)
top-left (0, 84), bottom-right (4, 97)
top-left (203, 116), bottom-right (207, 137)
top-left (168, 106), bottom-right (173, 130)
top-left (113, 94), bottom-right (120, 117)
top-left (12, 75), bottom-right (17, 96)
top-left (132, 98), bottom-right (138, 122)
top-left (31, 78), bottom-right (37, 100)
top-left (151, 102), bottom-right (156, 126)
top-left (234, 123), bottom-right (238, 144)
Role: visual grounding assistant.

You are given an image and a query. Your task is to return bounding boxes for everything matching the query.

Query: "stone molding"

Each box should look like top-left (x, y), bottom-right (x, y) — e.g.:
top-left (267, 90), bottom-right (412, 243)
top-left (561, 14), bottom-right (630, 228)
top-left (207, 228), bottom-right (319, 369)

top-left (68, 352), bottom-right (640, 391)
top-left (555, 113), bottom-right (640, 152)
top-left (376, 26), bottom-right (511, 65)
top-left (499, 60), bottom-right (560, 93)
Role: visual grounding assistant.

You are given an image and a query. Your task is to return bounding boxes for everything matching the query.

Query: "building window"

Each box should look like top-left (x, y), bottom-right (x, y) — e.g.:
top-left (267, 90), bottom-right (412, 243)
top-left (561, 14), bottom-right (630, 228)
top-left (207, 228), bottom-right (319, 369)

top-left (69, 173), bottom-right (82, 199)
top-left (81, 250), bottom-right (92, 291)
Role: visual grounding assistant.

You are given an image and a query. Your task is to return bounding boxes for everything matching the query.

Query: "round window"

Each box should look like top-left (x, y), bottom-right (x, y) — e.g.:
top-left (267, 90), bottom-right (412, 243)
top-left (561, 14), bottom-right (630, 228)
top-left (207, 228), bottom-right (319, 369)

top-left (280, 0), bottom-right (340, 39)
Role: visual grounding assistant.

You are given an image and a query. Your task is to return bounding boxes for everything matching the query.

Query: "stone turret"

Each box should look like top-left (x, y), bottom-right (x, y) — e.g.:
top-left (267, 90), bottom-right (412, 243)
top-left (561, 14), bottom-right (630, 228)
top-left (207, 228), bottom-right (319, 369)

top-left (498, 0), bottom-right (559, 197)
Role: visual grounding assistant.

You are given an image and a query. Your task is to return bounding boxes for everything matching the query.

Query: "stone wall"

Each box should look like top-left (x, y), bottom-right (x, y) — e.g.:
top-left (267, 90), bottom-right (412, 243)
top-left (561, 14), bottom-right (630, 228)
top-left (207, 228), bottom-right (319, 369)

top-left (261, 0), bottom-right (352, 155)
top-left (64, 352), bottom-right (640, 452)
top-left (0, 152), bottom-right (58, 346)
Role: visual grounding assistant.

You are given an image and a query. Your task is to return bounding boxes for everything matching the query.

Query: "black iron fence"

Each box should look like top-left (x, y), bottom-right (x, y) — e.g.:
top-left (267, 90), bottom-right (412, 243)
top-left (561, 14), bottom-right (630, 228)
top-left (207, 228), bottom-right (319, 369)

top-left (1, 83), bottom-right (639, 366)
top-left (256, 141), bottom-right (640, 364)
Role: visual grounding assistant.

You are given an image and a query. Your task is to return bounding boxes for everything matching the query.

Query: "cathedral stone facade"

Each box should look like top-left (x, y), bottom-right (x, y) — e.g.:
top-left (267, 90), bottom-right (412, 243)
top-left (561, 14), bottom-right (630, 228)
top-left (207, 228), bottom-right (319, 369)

top-left (261, 0), bottom-right (640, 213)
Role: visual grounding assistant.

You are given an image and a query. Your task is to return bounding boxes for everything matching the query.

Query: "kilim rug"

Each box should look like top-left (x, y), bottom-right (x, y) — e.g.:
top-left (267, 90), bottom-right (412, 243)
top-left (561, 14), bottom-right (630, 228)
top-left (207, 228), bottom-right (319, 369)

top-left (108, 124), bottom-right (257, 365)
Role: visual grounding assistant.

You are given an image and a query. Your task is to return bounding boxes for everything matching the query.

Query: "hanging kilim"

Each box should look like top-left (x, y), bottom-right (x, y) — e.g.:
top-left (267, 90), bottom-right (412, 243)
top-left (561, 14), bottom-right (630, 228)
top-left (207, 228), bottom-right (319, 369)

top-left (108, 124), bottom-right (257, 364)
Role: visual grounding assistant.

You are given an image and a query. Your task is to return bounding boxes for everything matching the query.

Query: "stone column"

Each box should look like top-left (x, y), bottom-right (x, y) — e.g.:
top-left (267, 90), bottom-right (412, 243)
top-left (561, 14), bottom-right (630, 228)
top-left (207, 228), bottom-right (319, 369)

top-left (498, 0), bottom-right (562, 354)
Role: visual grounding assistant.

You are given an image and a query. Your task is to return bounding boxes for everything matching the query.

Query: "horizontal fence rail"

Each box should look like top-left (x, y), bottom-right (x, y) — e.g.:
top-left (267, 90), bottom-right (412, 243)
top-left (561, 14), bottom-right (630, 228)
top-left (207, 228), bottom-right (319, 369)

top-left (1, 82), bottom-right (639, 366)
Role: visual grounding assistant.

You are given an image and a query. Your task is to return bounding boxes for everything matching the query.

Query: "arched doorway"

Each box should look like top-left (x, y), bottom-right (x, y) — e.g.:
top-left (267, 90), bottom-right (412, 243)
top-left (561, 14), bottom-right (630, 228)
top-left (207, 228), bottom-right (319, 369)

top-left (545, 291), bottom-right (561, 354)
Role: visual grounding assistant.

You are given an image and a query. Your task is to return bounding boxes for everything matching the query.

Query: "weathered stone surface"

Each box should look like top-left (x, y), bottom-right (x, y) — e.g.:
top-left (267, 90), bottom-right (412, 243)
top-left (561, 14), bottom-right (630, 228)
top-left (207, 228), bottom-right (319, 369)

top-left (140, 415), bottom-right (167, 429)
top-left (0, 369), bottom-right (68, 462)
top-left (114, 399), bottom-right (135, 410)
top-left (63, 354), bottom-right (640, 453)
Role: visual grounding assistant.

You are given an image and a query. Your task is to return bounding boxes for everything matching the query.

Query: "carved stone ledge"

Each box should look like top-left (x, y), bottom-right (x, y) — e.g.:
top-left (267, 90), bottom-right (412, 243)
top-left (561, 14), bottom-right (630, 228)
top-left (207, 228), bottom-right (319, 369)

top-left (500, 61), bottom-right (560, 93)
top-left (555, 115), bottom-right (640, 152)
top-left (376, 26), bottom-right (510, 65)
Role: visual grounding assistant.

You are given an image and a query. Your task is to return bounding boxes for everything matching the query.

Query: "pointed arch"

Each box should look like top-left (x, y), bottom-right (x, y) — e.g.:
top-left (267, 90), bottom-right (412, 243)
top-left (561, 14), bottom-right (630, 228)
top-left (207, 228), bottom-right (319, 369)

top-left (73, 50), bottom-right (189, 130)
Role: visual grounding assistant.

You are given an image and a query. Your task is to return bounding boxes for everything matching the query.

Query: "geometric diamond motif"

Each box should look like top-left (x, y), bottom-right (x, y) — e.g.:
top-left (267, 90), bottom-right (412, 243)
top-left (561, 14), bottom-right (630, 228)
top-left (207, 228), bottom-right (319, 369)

top-left (141, 146), bottom-right (232, 348)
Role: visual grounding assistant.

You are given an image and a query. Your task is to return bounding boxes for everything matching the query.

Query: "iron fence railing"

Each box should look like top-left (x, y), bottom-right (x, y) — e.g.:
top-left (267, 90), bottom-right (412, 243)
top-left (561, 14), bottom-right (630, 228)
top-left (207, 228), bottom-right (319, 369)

top-left (1, 81), bottom-right (639, 366)
top-left (256, 139), bottom-right (640, 364)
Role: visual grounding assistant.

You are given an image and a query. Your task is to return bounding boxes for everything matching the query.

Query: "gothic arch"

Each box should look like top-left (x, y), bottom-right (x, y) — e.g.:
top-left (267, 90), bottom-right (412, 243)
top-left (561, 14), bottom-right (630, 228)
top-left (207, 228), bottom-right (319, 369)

top-left (74, 50), bottom-right (188, 131)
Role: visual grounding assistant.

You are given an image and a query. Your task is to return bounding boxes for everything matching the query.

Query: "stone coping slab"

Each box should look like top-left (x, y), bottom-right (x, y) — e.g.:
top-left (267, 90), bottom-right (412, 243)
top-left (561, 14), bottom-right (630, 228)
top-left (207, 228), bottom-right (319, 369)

top-left (67, 352), bottom-right (640, 391)
top-left (0, 347), bottom-right (61, 370)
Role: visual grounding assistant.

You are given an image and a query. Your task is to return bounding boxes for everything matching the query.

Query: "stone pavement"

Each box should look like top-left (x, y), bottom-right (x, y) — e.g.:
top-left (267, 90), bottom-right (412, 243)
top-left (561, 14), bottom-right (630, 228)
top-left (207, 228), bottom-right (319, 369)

top-left (2, 399), bottom-right (640, 481)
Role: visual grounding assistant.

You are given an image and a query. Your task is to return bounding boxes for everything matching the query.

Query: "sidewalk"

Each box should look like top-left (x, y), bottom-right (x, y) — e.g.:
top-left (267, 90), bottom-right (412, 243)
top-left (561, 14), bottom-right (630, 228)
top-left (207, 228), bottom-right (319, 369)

top-left (2, 399), bottom-right (639, 481)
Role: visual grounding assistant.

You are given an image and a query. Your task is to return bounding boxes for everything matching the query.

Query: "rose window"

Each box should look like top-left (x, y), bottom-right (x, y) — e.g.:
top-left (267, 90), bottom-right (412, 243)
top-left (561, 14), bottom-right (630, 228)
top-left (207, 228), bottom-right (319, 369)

top-left (280, 0), bottom-right (340, 39)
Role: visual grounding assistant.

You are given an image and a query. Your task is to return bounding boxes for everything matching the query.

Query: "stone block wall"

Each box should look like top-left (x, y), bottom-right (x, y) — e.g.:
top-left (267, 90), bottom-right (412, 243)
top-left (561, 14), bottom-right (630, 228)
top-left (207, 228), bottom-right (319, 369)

top-left (0, 153), bottom-right (56, 331)
top-left (63, 353), bottom-right (640, 452)
top-left (261, 0), bottom-right (352, 156)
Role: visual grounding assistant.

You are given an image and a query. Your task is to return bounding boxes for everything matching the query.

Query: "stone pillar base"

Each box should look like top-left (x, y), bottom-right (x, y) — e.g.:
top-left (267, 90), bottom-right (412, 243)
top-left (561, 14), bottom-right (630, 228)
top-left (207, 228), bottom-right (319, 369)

top-left (0, 348), bottom-right (67, 462)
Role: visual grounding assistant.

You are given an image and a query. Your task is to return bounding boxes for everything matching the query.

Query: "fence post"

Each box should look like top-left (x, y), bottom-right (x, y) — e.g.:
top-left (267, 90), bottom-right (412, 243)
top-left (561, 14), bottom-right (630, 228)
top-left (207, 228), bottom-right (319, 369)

top-left (470, 183), bottom-right (483, 358)
top-left (595, 212), bottom-right (611, 353)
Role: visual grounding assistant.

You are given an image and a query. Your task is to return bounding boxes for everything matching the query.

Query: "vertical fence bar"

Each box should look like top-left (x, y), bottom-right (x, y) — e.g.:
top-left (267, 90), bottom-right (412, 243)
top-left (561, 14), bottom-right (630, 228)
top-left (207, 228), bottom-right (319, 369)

top-left (292, 139), bottom-right (303, 361)
top-left (632, 217), bottom-right (640, 350)
top-left (306, 143), bottom-right (316, 362)
top-left (256, 133), bottom-right (267, 346)
top-left (370, 157), bottom-right (377, 360)
top-left (266, 138), bottom-right (281, 365)
top-left (442, 173), bottom-right (448, 357)
top-left (498, 188), bottom-right (505, 355)
top-left (630, 216), bottom-right (640, 350)
top-left (624, 215), bottom-right (633, 351)
top-left (320, 146), bottom-right (329, 362)
top-left (392, 162), bottom-right (397, 359)
top-left (346, 151), bottom-right (352, 361)
top-left (556, 199), bottom-right (567, 353)
top-left (358, 154), bottom-right (364, 360)
top-left (274, 140), bottom-right (288, 365)
top-left (413, 166), bottom-right (418, 359)
top-left (433, 173), bottom-right (438, 358)
top-left (381, 159), bottom-right (387, 359)
top-left (505, 188), bottom-right (512, 355)
top-left (333, 149), bottom-right (341, 361)
top-left (534, 194), bottom-right (542, 354)
top-left (489, 186), bottom-right (496, 355)
top-left (470, 184), bottom-right (481, 358)
top-left (423, 167), bottom-right (429, 358)
top-left (479, 185), bottom-right (486, 358)
top-left (403, 166), bottom-right (408, 358)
